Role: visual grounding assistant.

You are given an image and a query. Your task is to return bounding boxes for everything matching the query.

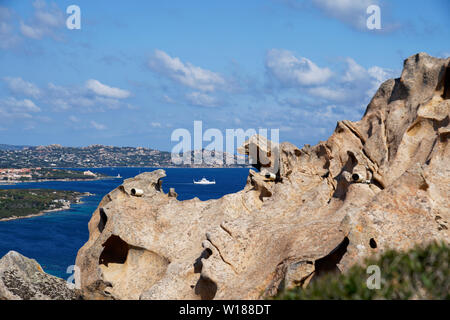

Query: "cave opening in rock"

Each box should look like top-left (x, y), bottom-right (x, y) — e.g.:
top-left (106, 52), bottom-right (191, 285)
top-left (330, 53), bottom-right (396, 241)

top-left (443, 67), bottom-right (450, 99)
top-left (313, 237), bottom-right (349, 279)
top-left (99, 235), bottom-right (129, 267)
top-left (195, 276), bottom-right (217, 300)
top-left (98, 208), bottom-right (107, 233)
top-left (193, 248), bottom-right (217, 300)
top-left (194, 248), bottom-right (212, 274)
top-left (371, 177), bottom-right (385, 190)
top-left (369, 238), bottom-right (377, 249)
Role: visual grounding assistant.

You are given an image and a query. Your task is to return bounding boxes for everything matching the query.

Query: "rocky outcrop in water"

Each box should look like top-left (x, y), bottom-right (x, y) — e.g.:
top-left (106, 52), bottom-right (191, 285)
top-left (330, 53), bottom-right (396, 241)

top-left (76, 53), bottom-right (449, 300)
top-left (0, 251), bottom-right (81, 300)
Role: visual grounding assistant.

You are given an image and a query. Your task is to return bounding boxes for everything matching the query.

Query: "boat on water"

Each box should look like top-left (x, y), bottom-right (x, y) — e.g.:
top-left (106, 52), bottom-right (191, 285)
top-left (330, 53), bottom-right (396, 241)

top-left (193, 177), bottom-right (216, 185)
top-left (116, 174), bottom-right (122, 178)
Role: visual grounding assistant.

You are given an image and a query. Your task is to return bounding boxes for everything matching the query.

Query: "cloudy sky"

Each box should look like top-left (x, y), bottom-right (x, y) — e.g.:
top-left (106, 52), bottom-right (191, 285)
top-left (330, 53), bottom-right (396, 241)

top-left (0, 0), bottom-right (449, 151)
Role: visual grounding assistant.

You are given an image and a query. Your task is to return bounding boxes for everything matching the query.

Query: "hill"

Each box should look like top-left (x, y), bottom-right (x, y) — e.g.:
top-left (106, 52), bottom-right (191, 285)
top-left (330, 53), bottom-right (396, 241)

top-left (0, 145), bottom-right (247, 168)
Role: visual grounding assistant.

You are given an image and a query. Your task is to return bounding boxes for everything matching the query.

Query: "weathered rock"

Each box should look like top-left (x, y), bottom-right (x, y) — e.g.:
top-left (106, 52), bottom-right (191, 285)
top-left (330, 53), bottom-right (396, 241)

top-left (76, 52), bottom-right (450, 300)
top-left (0, 251), bottom-right (81, 300)
top-left (168, 188), bottom-right (178, 198)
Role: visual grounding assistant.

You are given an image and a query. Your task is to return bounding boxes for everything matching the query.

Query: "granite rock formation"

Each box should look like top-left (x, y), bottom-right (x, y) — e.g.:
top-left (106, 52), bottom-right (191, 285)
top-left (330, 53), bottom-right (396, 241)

top-left (0, 251), bottom-right (81, 300)
top-left (76, 53), bottom-right (449, 300)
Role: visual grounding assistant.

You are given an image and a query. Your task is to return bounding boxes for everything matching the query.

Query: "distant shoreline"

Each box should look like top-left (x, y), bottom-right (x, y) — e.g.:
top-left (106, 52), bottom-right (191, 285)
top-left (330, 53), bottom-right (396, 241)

top-left (0, 205), bottom-right (71, 222)
top-left (50, 166), bottom-right (251, 169)
top-left (0, 176), bottom-right (116, 186)
top-left (0, 192), bottom-right (93, 222)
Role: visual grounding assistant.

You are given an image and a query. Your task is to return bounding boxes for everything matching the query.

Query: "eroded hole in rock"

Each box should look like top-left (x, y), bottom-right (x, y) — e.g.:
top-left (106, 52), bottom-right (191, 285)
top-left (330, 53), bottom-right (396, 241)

top-left (98, 208), bottom-right (107, 233)
top-left (194, 248), bottom-right (213, 273)
top-left (99, 235), bottom-right (129, 267)
top-left (419, 180), bottom-right (429, 191)
top-left (313, 237), bottom-right (349, 279)
top-left (332, 152), bottom-right (358, 200)
top-left (442, 67), bottom-right (450, 99)
top-left (372, 177), bottom-right (385, 190)
top-left (131, 188), bottom-right (144, 196)
top-left (369, 238), bottom-right (377, 249)
top-left (195, 276), bottom-right (217, 300)
top-left (258, 187), bottom-right (272, 201)
top-left (389, 78), bottom-right (408, 103)
top-left (156, 179), bottom-right (162, 191)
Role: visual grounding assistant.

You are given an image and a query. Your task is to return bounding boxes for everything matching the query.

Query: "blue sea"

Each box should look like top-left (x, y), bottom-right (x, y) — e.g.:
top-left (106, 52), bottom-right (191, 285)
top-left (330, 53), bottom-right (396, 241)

top-left (0, 168), bottom-right (250, 279)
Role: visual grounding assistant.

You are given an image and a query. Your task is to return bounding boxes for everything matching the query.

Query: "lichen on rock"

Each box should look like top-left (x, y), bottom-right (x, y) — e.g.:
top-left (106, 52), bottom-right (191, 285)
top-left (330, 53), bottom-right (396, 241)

top-left (0, 251), bottom-right (82, 300)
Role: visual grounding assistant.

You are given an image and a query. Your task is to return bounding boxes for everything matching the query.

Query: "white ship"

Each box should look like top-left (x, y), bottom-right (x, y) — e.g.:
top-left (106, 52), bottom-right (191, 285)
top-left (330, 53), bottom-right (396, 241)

top-left (193, 177), bottom-right (216, 185)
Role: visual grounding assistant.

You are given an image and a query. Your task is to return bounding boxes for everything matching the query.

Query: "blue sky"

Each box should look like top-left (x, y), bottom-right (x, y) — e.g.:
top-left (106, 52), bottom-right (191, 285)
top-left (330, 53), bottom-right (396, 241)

top-left (0, 0), bottom-right (449, 151)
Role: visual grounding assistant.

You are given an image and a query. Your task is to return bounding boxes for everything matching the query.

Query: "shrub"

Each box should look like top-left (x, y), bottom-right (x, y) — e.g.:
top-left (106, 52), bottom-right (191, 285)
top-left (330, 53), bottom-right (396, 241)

top-left (274, 242), bottom-right (449, 300)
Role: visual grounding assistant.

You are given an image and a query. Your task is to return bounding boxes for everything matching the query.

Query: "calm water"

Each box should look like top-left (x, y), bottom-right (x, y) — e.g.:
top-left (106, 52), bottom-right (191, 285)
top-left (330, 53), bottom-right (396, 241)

top-left (0, 168), bottom-right (249, 279)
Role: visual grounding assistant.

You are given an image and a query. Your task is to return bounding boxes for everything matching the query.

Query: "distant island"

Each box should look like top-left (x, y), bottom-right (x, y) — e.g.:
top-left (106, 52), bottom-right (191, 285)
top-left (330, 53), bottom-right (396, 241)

top-left (0, 168), bottom-right (110, 184)
top-left (0, 189), bottom-right (90, 221)
top-left (0, 144), bottom-right (248, 168)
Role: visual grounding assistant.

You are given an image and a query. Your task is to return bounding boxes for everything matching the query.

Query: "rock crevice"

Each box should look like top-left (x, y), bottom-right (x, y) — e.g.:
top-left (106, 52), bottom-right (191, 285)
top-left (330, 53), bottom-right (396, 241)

top-left (74, 53), bottom-right (449, 300)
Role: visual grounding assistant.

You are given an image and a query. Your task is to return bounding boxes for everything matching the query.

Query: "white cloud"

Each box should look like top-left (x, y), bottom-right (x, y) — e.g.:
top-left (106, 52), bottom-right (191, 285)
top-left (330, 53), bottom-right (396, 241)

top-left (311, 0), bottom-right (380, 30)
top-left (1, 97), bottom-right (41, 113)
top-left (342, 58), bottom-right (367, 82)
top-left (19, 0), bottom-right (65, 40)
top-left (19, 21), bottom-right (44, 40)
top-left (367, 65), bottom-right (391, 83)
top-left (3, 77), bottom-right (41, 98)
top-left (32, 0), bottom-right (47, 10)
top-left (0, 1), bottom-right (67, 49)
top-left (264, 52), bottom-right (398, 140)
top-left (266, 49), bottom-right (333, 87)
top-left (308, 86), bottom-right (347, 101)
top-left (45, 81), bottom-right (129, 112)
top-left (35, 9), bottom-right (62, 28)
top-left (0, 7), bottom-right (20, 49)
top-left (148, 50), bottom-right (226, 92)
top-left (90, 121), bottom-right (107, 130)
top-left (69, 115), bottom-right (79, 122)
top-left (0, 97), bottom-right (41, 121)
top-left (163, 94), bottom-right (175, 104)
top-left (86, 79), bottom-right (131, 99)
top-left (150, 122), bottom-right (162, 128)
top-left (309, 58), bottom-right (394, 103)
top-left (185, 92), bottom-right (220, 107)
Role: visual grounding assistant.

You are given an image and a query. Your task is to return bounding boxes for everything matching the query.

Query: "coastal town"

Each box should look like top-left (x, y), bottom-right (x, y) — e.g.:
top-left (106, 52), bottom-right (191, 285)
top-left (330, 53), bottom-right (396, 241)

top-left (0, 144), bottom-right (248, 169)
top-left (0, 144), bottom-right (172, 168)
top-left (0, 167), bottom-right (105, 183)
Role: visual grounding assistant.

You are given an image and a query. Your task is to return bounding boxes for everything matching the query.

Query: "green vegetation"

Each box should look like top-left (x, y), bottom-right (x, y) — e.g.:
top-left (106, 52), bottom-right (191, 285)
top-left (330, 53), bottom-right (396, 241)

top-left (0, 189), bottom-right (84, 220)
top-left (275, 242), bottom-right (449, 300)
top-left (29, 168), bottom-right (107, 181)
top-left (0, 168), bottom-right (109, 182)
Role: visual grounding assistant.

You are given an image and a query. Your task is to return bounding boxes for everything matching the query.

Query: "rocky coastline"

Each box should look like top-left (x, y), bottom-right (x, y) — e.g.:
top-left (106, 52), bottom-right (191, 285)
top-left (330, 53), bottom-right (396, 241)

top-left (0, 53), bottom-right (449, 300)
top-left (0, 191), bottom-right (93, 222)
